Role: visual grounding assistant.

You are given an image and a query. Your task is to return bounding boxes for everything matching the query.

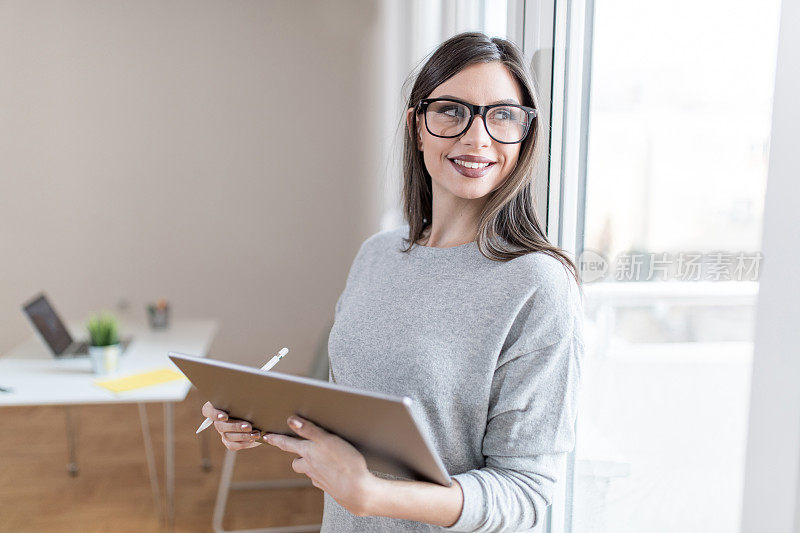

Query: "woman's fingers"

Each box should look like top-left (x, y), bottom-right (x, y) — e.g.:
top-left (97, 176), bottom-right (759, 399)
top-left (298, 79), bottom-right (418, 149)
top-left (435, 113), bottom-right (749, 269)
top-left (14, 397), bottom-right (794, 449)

top-left (214, 419), bottom-right (254, 433)
top-left (221, 434), bottom-right (262, 451)
top-left (201, 401), bottom-right (228, 421)
top-left (224, 430), bottom-right (263, 442)
top-left (201, 401), bottom-right (263, 451)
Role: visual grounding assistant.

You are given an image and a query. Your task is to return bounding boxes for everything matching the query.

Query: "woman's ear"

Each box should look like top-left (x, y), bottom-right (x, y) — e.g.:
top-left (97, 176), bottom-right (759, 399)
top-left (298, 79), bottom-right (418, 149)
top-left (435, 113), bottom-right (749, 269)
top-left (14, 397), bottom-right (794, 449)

top-left (406, 107), bottom-right (423, 152)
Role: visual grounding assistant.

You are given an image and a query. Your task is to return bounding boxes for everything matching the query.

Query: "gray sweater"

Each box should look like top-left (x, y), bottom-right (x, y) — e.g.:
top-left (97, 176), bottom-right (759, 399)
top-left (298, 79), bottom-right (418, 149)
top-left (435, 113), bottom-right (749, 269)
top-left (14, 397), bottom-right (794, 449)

top-left (322, 225), bottom-right (585, 532)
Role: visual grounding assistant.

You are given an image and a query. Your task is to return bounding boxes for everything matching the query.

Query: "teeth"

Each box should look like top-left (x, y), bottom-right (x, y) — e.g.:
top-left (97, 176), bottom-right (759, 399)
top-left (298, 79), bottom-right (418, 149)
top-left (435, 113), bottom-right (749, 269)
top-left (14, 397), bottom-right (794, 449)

top-left (453, 159), bottom-right (491, 169)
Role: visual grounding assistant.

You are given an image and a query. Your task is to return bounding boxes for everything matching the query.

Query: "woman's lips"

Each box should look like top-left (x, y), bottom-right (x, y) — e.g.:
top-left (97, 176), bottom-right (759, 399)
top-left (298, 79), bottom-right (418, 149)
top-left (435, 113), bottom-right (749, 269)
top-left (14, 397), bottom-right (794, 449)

top-left (448, 158), bottom-right (496, 178)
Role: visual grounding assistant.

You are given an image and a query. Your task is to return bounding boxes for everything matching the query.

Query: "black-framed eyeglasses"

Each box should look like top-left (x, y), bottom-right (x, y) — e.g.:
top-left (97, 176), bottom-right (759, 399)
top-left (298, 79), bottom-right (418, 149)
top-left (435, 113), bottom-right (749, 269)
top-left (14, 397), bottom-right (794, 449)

top-left (417, 97), bottom-right (537, 144)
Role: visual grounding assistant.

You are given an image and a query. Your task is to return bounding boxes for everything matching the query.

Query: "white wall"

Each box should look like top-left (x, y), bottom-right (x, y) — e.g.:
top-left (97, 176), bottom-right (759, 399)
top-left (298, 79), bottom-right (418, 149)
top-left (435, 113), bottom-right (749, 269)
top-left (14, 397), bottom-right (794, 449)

top-left (0, 0), bottom-right (389, 374)
top-left (740, 1), bottom-right (800, 531)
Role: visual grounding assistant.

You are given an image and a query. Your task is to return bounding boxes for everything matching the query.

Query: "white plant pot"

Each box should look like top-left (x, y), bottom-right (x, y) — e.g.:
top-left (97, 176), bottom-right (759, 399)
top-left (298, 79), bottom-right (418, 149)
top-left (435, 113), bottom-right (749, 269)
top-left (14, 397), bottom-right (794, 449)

top-left (89, 344), bottom-right (122, 375)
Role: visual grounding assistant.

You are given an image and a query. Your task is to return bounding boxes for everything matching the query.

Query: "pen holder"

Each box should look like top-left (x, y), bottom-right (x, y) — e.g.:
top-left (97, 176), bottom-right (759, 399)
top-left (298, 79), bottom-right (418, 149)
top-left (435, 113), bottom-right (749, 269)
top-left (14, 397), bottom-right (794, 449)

top-left (89, 344), bottom-right (121, 375)
top-left (147, 300), bottom-right (170, 330)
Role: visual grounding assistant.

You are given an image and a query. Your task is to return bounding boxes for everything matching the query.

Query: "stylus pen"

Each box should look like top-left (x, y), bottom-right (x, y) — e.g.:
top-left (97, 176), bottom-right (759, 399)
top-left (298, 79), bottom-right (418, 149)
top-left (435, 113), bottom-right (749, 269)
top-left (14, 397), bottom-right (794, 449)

top-left (195, 347), bottom-right (289, 434)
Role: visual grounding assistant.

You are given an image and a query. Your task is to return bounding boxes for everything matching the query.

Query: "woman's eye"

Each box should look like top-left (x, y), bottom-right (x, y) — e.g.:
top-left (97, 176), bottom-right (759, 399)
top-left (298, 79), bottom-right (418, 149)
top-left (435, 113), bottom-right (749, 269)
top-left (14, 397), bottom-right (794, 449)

top-left (440, 106), bottom-right (465, 118)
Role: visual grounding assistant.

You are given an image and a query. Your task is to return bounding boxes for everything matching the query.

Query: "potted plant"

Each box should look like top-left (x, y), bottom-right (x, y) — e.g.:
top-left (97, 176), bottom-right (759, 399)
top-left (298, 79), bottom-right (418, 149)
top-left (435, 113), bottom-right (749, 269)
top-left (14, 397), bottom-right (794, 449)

top-left (86, 313), bottom-right (122, 375)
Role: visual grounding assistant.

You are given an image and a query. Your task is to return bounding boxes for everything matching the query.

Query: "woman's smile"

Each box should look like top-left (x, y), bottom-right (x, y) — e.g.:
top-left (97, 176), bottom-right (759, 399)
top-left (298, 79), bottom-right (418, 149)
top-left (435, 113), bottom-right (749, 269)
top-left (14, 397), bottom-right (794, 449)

top-left (447, 157), bottom-right (497, 178)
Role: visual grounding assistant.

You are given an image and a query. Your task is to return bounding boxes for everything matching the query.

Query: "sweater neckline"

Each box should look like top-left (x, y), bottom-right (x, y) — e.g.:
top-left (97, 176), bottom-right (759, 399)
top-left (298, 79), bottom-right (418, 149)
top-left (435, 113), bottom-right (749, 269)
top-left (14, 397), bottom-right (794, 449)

top-left (409, 238), bottom-right (478, 256)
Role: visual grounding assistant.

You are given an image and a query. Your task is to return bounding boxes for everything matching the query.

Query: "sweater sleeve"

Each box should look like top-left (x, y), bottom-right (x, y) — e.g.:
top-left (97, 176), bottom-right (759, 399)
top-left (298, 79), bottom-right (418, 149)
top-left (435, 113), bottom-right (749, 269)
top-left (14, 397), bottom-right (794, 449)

top-left (443, 260), bottom-right (585, 532)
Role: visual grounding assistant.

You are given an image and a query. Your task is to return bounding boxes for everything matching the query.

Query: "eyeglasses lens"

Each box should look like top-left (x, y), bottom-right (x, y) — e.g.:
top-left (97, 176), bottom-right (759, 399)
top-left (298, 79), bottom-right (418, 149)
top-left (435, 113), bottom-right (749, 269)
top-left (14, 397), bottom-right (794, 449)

top-left (425, 101), bottom-right (530, 143)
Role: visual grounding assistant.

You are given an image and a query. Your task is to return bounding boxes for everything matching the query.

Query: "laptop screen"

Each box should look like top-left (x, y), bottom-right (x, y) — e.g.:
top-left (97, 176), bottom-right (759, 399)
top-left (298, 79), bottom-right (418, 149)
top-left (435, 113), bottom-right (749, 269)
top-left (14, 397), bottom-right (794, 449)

top-left (22, 294), bottom-right (73, 355)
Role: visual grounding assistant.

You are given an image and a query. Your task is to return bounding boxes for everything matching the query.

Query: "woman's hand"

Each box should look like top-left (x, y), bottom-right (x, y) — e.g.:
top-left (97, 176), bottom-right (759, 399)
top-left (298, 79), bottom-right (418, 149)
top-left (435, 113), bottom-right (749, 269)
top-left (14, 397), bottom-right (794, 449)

top-left (201, 401), bottom-right (262, 451)
top-left (263, 415), bottom-right (378, 517)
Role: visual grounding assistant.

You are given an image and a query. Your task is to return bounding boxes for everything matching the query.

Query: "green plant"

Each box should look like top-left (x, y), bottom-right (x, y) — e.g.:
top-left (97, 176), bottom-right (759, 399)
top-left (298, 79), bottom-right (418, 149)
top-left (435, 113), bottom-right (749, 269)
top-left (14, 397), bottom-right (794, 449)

top-left (86, 313), bottom-right (120, 347)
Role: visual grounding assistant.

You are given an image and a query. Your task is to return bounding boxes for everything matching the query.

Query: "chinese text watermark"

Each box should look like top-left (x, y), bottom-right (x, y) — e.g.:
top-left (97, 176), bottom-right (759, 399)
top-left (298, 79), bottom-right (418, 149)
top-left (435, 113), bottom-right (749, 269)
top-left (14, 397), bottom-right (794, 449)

top-left (577, 250), bottom-right (763, 283)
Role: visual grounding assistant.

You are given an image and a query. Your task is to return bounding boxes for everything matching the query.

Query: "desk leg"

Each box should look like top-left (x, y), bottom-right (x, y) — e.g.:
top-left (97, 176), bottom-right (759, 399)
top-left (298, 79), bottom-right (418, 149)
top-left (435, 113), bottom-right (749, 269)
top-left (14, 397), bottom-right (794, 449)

top-left (64, 406), bottom-right (79, 477)
top-left (164, 401), bottom-right (175, 532)
top-left (138, 403), bottom-right (164, 523)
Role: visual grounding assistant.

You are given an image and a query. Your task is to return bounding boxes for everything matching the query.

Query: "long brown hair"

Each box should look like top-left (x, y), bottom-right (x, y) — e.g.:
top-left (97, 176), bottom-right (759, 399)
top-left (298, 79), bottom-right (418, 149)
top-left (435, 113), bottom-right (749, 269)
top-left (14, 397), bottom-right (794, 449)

top-left (399, 31), bottom-right (580, 287)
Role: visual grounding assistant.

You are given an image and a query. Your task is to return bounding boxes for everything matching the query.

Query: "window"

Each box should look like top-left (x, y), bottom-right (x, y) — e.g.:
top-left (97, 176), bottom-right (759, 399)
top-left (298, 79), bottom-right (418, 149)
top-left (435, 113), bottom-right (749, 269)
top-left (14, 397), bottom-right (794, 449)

top-left (561, 1), bottom-right (782, 532)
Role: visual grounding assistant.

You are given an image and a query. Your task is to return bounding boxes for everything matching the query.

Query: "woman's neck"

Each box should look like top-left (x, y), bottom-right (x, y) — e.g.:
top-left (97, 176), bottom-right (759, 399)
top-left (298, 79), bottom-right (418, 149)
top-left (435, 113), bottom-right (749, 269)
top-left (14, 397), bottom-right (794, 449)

top-left (420, 185), bottom-right (487, 248)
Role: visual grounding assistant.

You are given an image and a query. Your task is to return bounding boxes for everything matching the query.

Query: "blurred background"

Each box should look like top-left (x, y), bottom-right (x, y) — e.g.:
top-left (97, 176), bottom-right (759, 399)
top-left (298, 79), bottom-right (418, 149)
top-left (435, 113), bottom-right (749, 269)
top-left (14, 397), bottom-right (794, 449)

top-left (1, 0), bottom-right (797, 532)
top-left (0, 0), bottom-right (392, 376)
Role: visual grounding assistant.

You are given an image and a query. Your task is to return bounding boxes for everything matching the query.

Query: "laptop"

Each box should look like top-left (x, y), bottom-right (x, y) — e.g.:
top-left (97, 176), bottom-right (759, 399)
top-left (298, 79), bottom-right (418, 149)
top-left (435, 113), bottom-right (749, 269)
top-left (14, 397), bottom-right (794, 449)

top-left (21, 293), bottom-right (131, 358)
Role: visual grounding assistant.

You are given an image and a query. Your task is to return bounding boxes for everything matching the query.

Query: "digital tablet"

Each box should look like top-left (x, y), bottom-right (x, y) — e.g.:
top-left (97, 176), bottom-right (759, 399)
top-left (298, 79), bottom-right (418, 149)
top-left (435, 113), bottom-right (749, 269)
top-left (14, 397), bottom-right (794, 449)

top-left (168, 352), bottom-right (452, 486)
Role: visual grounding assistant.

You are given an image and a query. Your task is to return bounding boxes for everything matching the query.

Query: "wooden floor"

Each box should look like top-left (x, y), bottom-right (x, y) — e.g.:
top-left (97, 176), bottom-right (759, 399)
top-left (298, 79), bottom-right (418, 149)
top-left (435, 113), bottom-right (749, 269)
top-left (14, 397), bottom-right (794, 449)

top-left (0, 388), bottom-right (323, 532)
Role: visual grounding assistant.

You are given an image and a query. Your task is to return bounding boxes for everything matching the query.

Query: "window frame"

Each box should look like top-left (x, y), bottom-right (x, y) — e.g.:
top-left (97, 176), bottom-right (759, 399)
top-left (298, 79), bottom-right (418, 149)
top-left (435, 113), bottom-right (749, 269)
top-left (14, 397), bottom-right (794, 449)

top-left (515, 0), bottom-right (595, 532)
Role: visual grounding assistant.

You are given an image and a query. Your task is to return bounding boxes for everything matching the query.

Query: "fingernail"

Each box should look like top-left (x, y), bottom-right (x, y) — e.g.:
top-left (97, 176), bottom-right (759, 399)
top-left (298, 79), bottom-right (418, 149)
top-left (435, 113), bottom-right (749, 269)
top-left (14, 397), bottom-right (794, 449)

top-left (240, 423), bottom-right (250, 431)
top-left (288, 417), bottom-right (303, 429)
top-left (250, 431), bottom-right (260, 438)
top-left (216, 413), bottom-right (226, 420)
top-left (263, 434), bottom-right (272, 443)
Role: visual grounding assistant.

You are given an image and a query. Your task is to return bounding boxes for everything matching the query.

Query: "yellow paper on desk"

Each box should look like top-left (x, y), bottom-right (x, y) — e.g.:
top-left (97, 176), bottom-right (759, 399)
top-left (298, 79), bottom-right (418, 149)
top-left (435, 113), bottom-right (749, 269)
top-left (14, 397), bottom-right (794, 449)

top-left (95, 367), bottom-right (187, 393)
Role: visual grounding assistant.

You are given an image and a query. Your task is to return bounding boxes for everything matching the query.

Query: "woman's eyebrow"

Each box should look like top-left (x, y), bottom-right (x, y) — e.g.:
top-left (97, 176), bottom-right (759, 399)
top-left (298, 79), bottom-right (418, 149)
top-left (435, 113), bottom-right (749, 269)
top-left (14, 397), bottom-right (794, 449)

top-left (437, 94), bottom-right (520, 105)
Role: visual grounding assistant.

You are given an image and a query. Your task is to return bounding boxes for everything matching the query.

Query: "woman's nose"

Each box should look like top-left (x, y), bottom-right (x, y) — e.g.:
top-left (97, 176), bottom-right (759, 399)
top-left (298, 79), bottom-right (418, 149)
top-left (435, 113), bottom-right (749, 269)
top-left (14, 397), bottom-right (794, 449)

top-left (460, 115), bottom-right (492, 147)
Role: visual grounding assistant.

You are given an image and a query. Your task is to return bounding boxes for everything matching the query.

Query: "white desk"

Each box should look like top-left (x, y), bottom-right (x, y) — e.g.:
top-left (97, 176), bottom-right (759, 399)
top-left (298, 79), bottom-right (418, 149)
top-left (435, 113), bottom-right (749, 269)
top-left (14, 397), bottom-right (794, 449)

top-left (0, 318), bottom-right (219, 532)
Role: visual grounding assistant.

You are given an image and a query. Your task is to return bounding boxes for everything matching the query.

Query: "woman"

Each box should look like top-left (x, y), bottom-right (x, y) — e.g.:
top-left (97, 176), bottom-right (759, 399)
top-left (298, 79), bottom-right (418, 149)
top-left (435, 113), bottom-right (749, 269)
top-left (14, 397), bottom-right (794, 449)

top-left (202, 31), bottom-right (585, 532)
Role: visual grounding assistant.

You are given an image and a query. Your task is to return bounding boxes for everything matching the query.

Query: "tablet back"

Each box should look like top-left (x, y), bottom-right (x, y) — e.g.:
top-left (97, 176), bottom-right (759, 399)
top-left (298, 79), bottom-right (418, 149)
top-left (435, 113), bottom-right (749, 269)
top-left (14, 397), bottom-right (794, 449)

top-left (169, 352), bottom-right (451, 486)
